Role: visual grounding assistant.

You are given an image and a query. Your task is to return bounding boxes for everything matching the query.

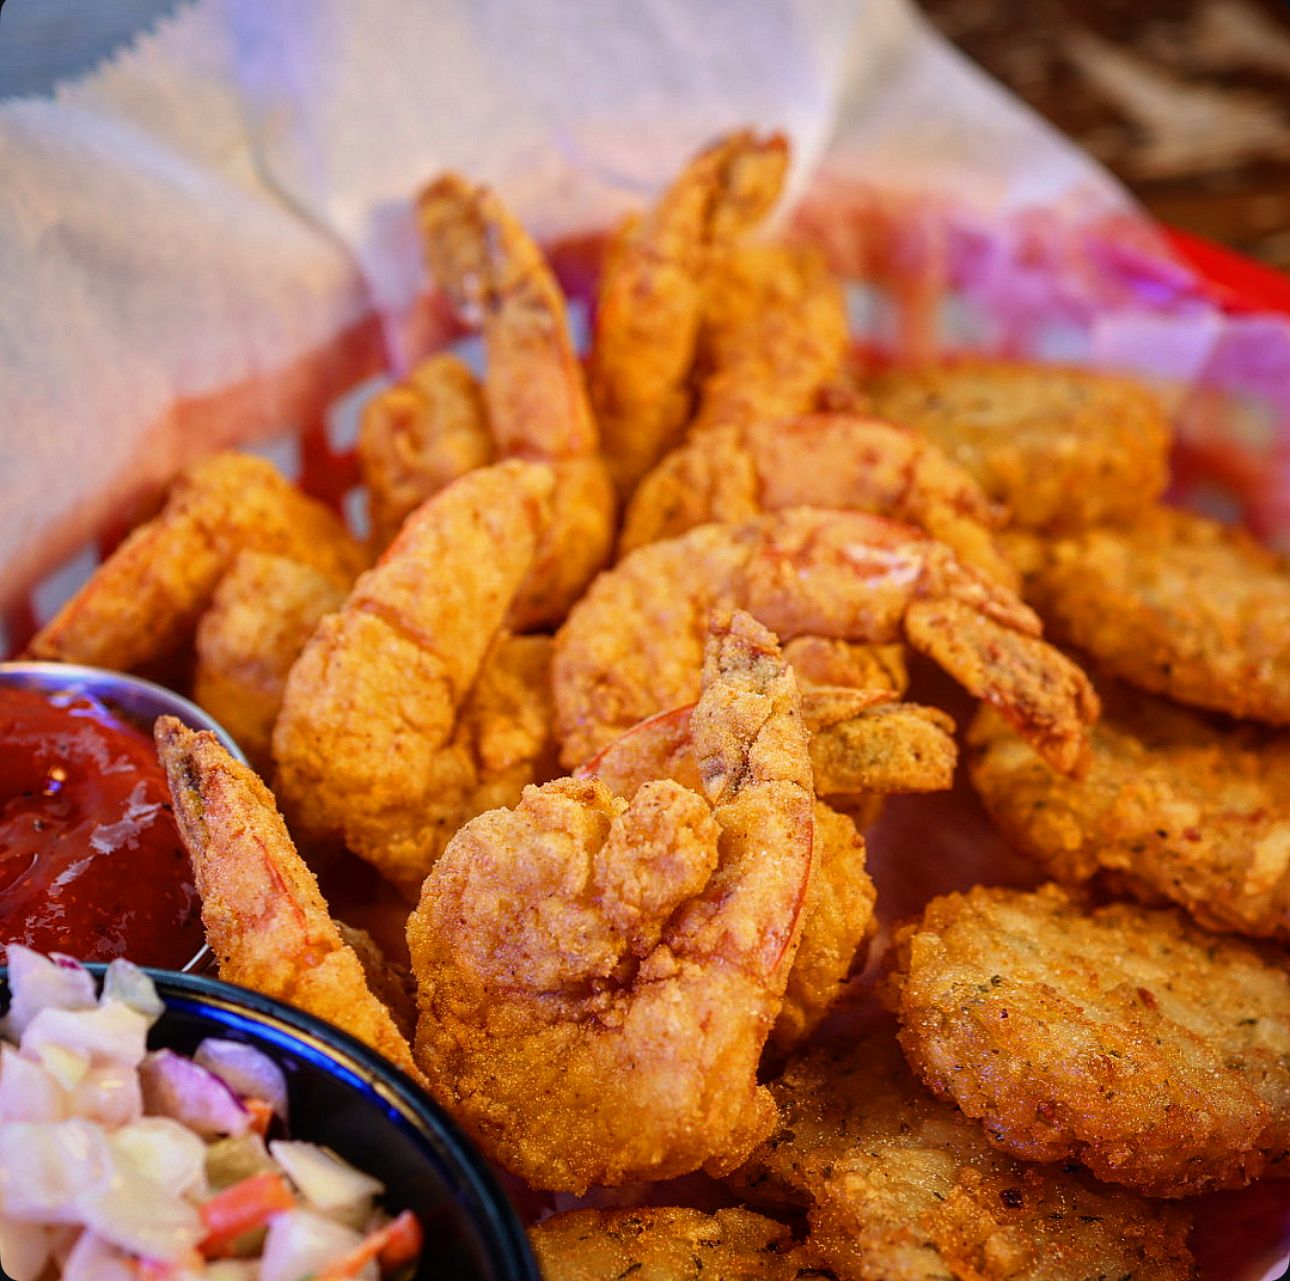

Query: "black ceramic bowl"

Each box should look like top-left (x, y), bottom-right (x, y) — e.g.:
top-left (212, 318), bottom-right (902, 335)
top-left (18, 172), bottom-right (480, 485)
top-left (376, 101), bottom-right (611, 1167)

top-left (0, 966), bottom-right (540, 1281)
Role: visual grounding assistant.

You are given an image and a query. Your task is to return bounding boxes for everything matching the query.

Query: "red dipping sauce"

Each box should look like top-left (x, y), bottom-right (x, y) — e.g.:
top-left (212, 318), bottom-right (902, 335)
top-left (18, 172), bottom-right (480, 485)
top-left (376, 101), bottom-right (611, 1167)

top-left (0, 685), bottom-right (203, 968)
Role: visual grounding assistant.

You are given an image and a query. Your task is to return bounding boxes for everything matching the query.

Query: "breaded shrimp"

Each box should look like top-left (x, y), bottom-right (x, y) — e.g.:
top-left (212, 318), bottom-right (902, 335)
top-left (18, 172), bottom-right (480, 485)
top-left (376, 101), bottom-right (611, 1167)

top-left (192, 551), bottom-right (349, 772)
top-left (969, 682), bottom-right (1290, 940)
top-left (529, 1207), bottom-right (815, 1281)
top-left (578, 691), bottom-right (933, 1049)
top-left (407, 612), bottom-right (815, 1191)
top-left (868, 359), bottom-right (1171, 532)
top-left (891, 884), bottom-right (1290, 1197)
top-left (28, 452), bottom-right (366, 672)
top-left (272, 460), bottom-right (556, 896)
top-left (687, 244), bottom-right (848, 439)
top-left (358, 353), bottom-right (493, 552)
top-left (1025, 506), bottom-right (1290, 723)
top-left (414, 174), bottom-right (615, 629)
top-left (554, 510), bottom-right (1098, 775)
top-left (590, 131), bottom-right (789, 498)
top-left (735, 1029), bottom-right (1197, 1281)
top-left (155, 717), bottom-right (423, 1085)
top-left (620, 412), bottom-right (1014, 585)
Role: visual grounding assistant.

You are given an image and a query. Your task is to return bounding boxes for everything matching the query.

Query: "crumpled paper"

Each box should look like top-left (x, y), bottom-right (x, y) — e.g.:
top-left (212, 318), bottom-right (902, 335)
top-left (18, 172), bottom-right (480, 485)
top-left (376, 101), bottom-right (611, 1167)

top-left (1, 4), bottom-right (1288, 1274)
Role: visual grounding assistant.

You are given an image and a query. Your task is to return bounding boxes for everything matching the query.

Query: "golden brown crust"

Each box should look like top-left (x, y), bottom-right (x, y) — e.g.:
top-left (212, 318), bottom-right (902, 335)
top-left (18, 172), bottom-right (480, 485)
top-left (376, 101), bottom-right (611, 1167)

top-left (891, 884), bottom-right (1290, 1196)
top-left (868, 360), bottom-right (1170, 532)
top-left (407, 613), bottom-right (814, 1191)
top-left (28, 452), bottom-right (366, 672)
top-left (192, 552), bottom-right (348, 772)
top-left (155, 717), bottom-right (423, 1085)
top-left (969, 683), bottom-right (1290, 939)
top-left (529, 1207), bottom-right (814, 1281)
top-left (1025, 507), bottom-right (1290, 724)
top-left (736, 1030), bottom-right (1197, 1281)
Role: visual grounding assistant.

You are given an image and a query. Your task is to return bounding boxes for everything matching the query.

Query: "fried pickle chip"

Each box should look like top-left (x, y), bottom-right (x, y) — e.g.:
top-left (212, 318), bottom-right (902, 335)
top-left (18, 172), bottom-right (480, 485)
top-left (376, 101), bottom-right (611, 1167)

top-left (892, 884), bottom-right (1290, 1196)
top-left (969, 683), bottom-right (1290, 940)
top-left (529, 1207), bottom-right (814, 1281)
top-left (1024, 507), bottom-right (1290, 724)
top-left (736, 1030), bottom-right (1196, 1281)
top-left (868, 360), bottom-right (1170, 532)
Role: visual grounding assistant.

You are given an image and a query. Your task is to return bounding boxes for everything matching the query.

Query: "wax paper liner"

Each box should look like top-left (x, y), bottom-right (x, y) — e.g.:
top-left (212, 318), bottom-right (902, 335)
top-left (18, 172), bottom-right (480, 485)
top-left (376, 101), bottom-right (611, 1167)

top-left (1, 3), bottom-right (1288, 1275)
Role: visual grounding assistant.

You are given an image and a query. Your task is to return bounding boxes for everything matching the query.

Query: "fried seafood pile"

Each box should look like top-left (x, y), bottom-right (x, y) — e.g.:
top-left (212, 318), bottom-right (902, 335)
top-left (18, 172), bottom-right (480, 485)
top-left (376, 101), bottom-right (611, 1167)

top-left (28, 130), bottom-right (1290, 1281)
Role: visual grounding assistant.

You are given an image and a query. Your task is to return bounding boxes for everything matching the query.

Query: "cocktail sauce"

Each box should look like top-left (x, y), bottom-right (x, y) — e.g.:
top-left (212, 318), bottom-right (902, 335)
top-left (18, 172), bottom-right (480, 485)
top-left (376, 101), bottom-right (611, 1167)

top-left (0, 685), bottom-right (202, 967)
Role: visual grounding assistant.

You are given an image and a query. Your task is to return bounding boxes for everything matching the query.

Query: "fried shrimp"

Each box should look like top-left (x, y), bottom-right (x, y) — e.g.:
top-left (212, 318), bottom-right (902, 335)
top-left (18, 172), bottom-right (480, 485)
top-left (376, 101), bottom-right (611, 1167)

top-left (358, 353), bottom-right (492, 552)
top-left (529, 1207), bottom-right (814, 1281)
top-left (272, 460), bottom-right (556, 896)
top-left (620, 412), bottom-right (1014, 585)
top-left (868, 359), bottom-right (1170, 532)
top-left (410, 173), bottom-right (614, 628)
top-left (28, 452), bottom-right (366, 672)
top-left (589, 130), bottom-right (789, 498)
top-left (192, 551), bottom-right (349, 772)
top-left (154, 717), bottom-right (423, 1085)
top-left (1024, 506), bottom-right (1290, 723)
top-left (736, 1029), bottom-right (1197, 1281)
top-left (891, 883), bottom-right (1290, 1197)
top-left (578, 691), bottom-right (924, 1049)
top-left (407, 612), bottom-right (816, 1191)
top-left (687, 244), bottom-right (849, 440)
top-left (969, 683), bottom-right (1290, 940)
top-left (554, 510), bottom-right (1098, 775)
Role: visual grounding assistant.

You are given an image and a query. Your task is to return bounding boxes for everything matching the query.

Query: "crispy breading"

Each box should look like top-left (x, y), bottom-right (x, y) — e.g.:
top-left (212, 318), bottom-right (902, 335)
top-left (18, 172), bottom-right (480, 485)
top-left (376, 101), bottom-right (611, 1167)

top-left (620, 413), bottom-right (1014, 586)
top-left (553, 511), bottom-right (1096, 775)
top-left (891, 884), bottom-right (1290, 1196)
top-left (358, 353), bottom-right (493, 552)
top-left (1025, 507), bottom-right (1290, 724)
top-left (867, 360), bottom-right (1170, 532)
top-left (969, 683), bottom-right (1290, 939)
top-left (192, 551), bottom-right (348, 771)
top-left (335, 922), bottom-right (417, 1042)
top-left (407, 614), bottom-right (815, 1191)
top-left (28, 452), bottom-right (366, 671)
top-left (155, 718), bottom-right (424, 1085)
top-left (736, 1029), bottom-right (1197, 1281)
top-left (529, 1207), bottom-right (814, 1281)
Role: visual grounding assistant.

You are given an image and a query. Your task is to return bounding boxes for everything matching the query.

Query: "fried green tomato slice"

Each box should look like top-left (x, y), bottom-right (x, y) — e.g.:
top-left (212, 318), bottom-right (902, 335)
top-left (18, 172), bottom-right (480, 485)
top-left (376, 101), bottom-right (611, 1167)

top-left (1024, 507), bottom-right (1290, 724)
top-left (736, 1030), bottom-right (1196, 1281)
top-left (867, 360), bottom-right (1169, 533)
top-left (968, 684), bottom-right (1290, 940)
top-left (891, 884), bottom-right (1290, 1197)
top-left (529, 1207), bottom-right (817, 1281)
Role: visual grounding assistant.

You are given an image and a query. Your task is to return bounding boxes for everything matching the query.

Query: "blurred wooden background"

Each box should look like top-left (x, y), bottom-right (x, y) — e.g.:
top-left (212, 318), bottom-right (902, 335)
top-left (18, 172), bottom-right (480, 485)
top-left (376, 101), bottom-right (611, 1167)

top-left (2, 0), bottom-right (1288, 269)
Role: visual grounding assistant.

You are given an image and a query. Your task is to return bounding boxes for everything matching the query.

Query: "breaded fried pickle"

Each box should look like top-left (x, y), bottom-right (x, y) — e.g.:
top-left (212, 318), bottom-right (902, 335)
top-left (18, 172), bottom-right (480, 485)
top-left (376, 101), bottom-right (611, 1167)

top-left (868, 360), bottom-right (1169, 532)
top-left (892, 884), bottom-right (1290, 1196)
top-left (969, 684), bottom-right (1290, 939)
top-left (737, 1031), bottom-right (1196, 1281)
top-left (530, 1207), bottom-right (814, 1281)
top-left (1025, 507), bottom-right (1290, 724)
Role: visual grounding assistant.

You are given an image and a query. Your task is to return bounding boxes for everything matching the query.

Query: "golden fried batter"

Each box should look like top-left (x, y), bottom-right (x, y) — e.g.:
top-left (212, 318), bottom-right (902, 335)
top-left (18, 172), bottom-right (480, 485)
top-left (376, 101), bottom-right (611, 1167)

top-left (590, 131), bottom-right (789, 498)
top-left (530, 1207), bottom-right (813, 1281)
top-left (408, 613), bottom-right (815, 1191)
top-left (1025, 507), bottom-right (1290, 723)
top-left (155, 718), bottom-right (423, 1085)
top-left (192, 551), bottom-right (348, 771)
top-left (892, 884), bottom-right (1290, 1196)
top-left (28, 452), bottom-right (366, 672)
top-left (689, 245), bottom-right (848, 439)
top-left (970, 684), bottom-right (1290, 940)
top-left (358, 353), bottom-right (493, 552)
top-left (868, 360), bottom-right (1170, 532)
top-left (553, 511), bottom-right (1097, 775)
top-left (620, 413), bottom-right (1014, 586)
top-left (272, 460), bottom-right (555, 895)
top-left (737, 1029), bottom-right (1197, 1281)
